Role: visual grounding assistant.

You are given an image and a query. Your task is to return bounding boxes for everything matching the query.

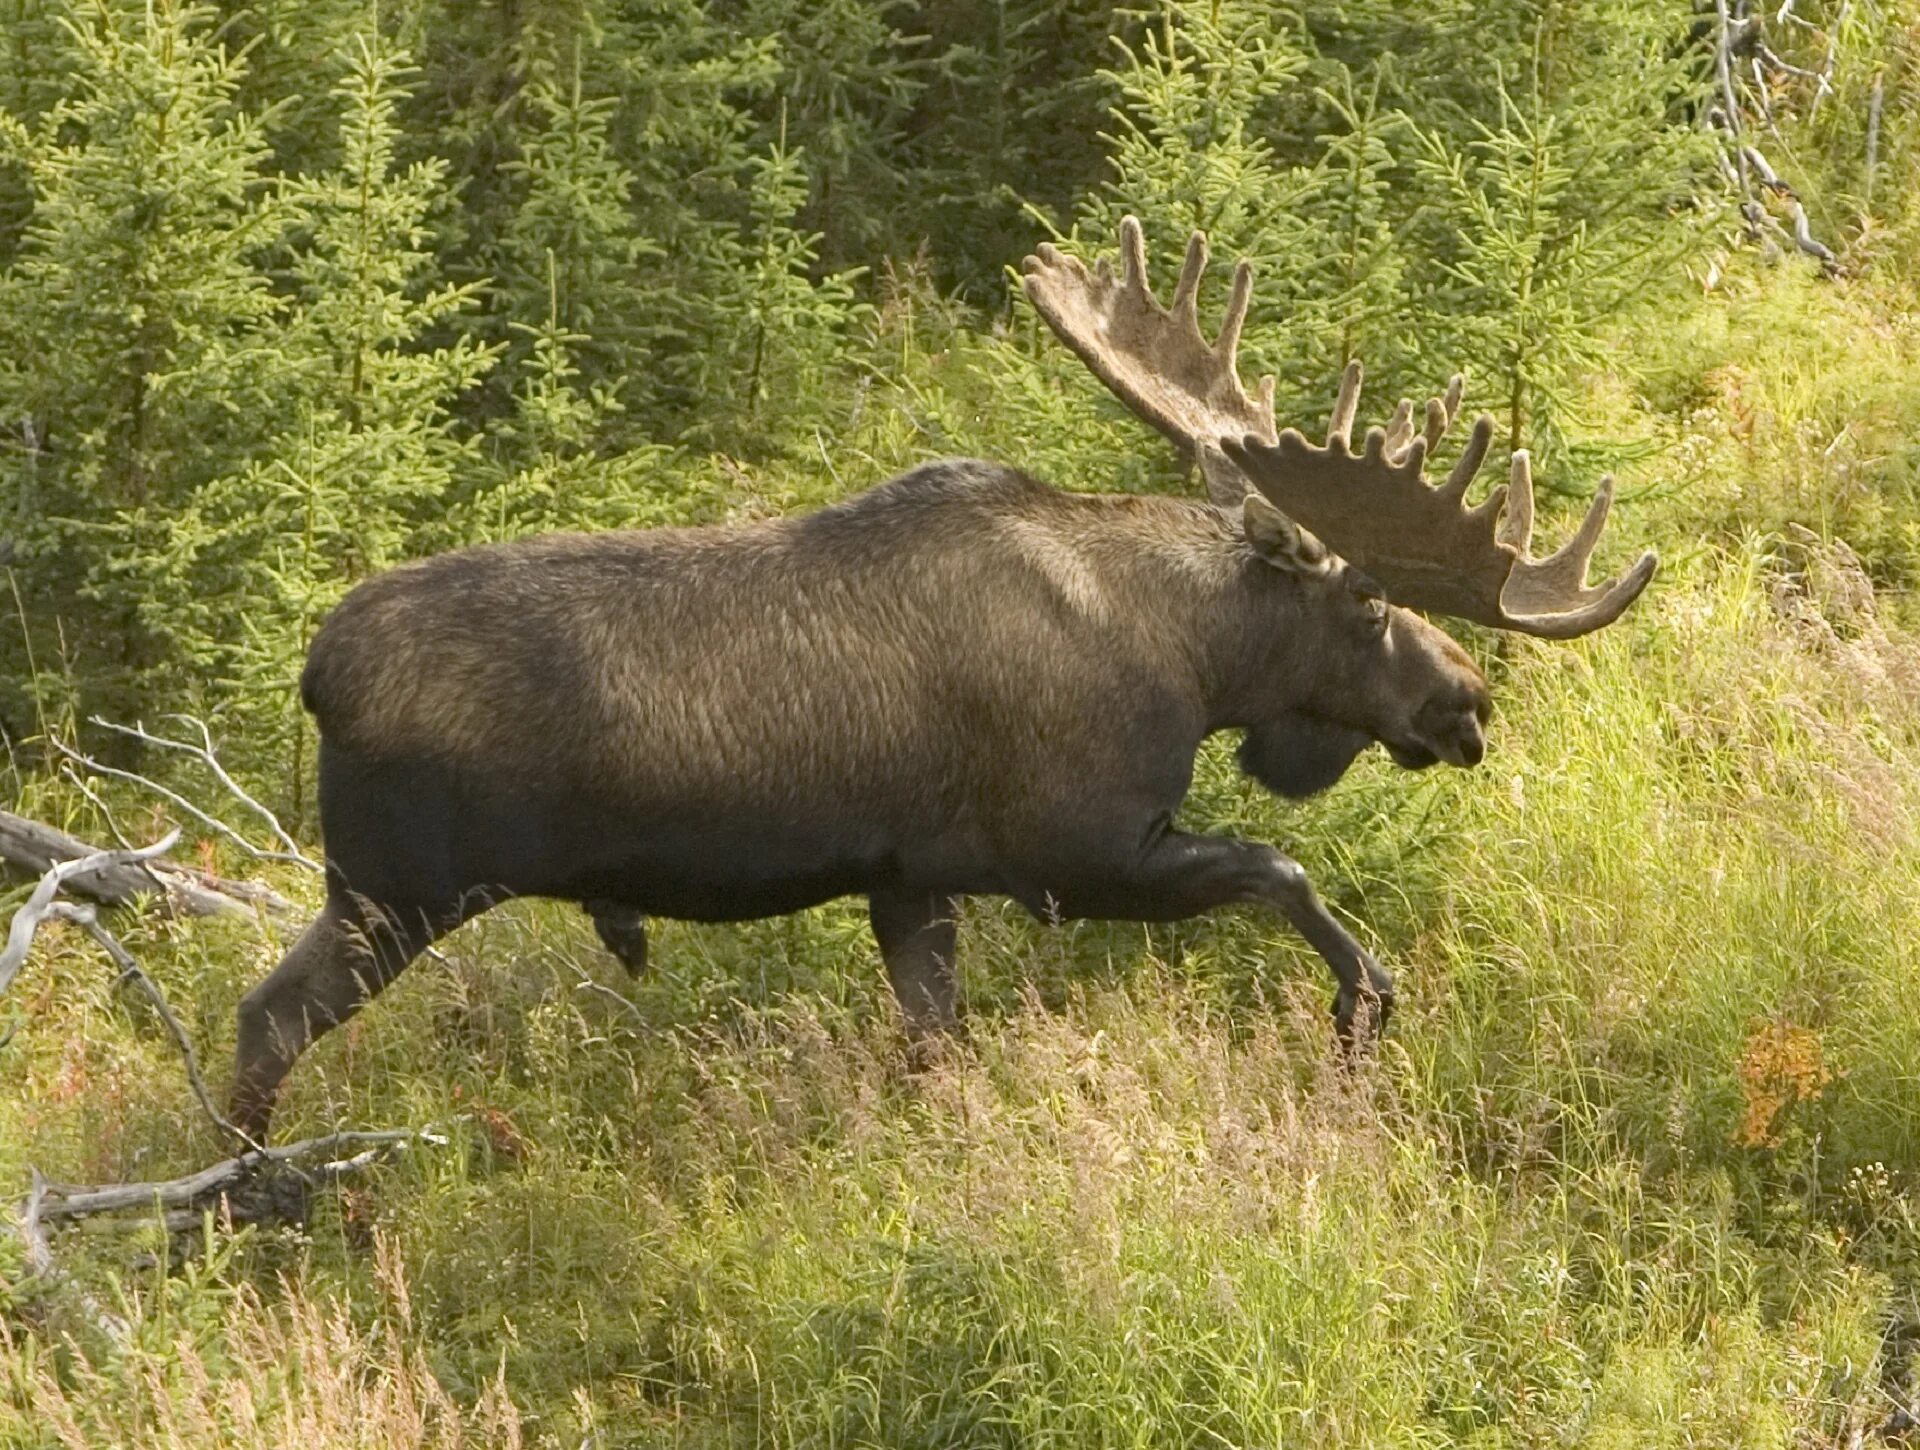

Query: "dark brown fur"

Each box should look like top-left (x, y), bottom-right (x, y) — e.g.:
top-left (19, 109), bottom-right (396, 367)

top-left (232, 459), bottom-right (1489, 1138)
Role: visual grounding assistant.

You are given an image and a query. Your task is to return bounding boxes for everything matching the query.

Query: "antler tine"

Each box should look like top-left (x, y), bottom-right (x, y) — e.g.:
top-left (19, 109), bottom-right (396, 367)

top-left (1499, 473), bottom-right (1658, 637)
top-left (1217, 260), bottom-right (1254, 362)
top-left (1020, 216), bottom-right (1276, 503)
top-left (1327, 361), bottom-right (1363, 451)
top-left (1497, 450), bottom-right (1536, 550)
top-left (1528, 475), bottom-right (1614, 589)
top-left (1171, 230), bottom-right (1208, 329)
top-left (1024, 220), bottom-right (1657, 638)
top-left (1119, 214), bottom-right (1150, 296)
top-left (1382, 398), bottom-right (1415, 459)
top-left (1440, 416), bottom-right (1495, 504)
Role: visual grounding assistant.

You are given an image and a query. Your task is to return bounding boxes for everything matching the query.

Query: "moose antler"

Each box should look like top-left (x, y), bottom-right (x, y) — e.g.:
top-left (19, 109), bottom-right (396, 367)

top-left (1022, 217), bottom-right (1658, 638)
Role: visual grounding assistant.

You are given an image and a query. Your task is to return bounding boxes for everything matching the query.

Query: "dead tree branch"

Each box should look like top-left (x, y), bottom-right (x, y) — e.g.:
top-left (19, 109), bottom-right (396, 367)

top-left (0, 833), bottom-right (180, 998)
top-left (0, 807), bottom-right (297, 920)
top-left (0, 821), bottom-right (441, 1329)
top-left (45, 900), bottom-right (246, 1146)
top-left (4, 838), bottom-right (449, 1310)
top-left (1, 831), bottom-right (251, 1147)
top-left (34, 1129), bottom-right (447, 1221)
top-left (86, 715), bottom-right (317, 870)
top-left (52, 730), bottom-right (318, 873)
top-left (1709, 0), bottom-right (1840, 276)
top-left (11, 1130), bottom-right (450, 1341)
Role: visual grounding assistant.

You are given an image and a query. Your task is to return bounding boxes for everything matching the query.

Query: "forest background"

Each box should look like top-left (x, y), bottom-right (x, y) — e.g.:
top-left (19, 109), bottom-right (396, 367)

top-left (5, 0), bottom-right (1920, 1444)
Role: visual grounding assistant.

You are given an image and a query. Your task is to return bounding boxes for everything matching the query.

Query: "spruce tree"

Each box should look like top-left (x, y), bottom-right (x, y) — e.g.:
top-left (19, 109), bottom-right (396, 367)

top-left (0, 0), bottom-right (293, 725)
top-left (1410, 6), bottom-right (1716, 463)
top-left (137, 23), bottom-right (494, 790)
top-left (493, 43), bottom-right (648, 420)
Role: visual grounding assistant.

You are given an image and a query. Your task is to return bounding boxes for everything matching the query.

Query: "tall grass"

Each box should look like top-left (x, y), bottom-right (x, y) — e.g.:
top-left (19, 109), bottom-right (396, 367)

top-left (2, 1236), bottom-right (523, 1448)
top-left (5, 280), bottom-right (1920, 1445)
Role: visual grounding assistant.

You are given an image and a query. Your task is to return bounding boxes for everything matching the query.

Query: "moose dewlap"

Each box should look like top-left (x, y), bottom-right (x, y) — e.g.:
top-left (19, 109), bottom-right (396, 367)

top-left (230, 220), bottom-right (1653, 1140)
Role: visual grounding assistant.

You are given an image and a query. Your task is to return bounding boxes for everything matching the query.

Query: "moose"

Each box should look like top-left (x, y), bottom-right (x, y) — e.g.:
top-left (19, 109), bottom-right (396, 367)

top-left (230, 220), bottom-right (1656, 1140)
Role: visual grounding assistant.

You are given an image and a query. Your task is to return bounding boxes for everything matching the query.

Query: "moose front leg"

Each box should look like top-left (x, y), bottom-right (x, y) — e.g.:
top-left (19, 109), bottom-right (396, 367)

top-left (1062, 831), bottom-right (1394, 1043)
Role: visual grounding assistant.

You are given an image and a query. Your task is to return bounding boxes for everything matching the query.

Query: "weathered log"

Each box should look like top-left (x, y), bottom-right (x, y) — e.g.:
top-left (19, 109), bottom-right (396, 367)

top-left (0, 808), bottom-right (295, 919)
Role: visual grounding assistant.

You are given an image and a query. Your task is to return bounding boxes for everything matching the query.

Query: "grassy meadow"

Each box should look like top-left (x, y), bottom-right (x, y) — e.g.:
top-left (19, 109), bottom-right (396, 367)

top-left (5, 2), bottom-right (1920, 1445)
top-left (5, 263), bottom-right (1920, 1447)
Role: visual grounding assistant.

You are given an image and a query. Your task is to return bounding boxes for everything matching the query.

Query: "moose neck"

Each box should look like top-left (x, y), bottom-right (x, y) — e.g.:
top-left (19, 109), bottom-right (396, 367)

top-left (1197, 579), bottom-right (1351, 734)
top-left (1102, 499), bottom-right (1345, 735)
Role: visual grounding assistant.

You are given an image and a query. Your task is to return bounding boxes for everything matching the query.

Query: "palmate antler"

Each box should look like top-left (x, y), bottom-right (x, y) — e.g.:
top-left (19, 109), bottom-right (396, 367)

top-left (1021, 217), bottom-right (1657, 638)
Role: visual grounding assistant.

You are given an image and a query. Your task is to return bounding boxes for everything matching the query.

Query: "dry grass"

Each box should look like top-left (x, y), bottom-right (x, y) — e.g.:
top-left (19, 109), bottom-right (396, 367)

top-left (2, 1237), bottom-right (522, 1450)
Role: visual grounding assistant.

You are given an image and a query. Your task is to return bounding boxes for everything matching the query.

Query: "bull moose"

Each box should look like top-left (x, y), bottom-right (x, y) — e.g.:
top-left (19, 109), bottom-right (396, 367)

top-left (230, 220), bottom-right (1656, 1140)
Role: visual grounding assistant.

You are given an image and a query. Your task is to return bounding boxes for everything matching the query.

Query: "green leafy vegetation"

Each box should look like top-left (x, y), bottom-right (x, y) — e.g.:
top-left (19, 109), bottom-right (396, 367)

top-left (5, 0), bottom-right (1920, 1444)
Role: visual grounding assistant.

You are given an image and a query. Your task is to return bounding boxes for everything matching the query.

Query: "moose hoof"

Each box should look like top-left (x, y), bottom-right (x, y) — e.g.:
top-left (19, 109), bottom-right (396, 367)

top-left (1331, 982), bottom-right (1394, 1049)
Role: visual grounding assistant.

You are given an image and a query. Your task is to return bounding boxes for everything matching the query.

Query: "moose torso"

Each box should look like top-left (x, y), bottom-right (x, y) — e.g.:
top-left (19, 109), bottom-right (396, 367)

top-left (306, 459), bottom-right (1269, 924)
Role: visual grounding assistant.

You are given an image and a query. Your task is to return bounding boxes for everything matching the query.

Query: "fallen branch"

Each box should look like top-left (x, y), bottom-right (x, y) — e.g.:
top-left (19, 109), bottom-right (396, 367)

top-left (34, 1128), bottom-right (448, 1221)
top-left (44, 899), bottom-right (246, 1146)
top-left (2, 832), bottom-right (253, 1147)
top-left (11, 1131), bottom-right (450, 1342)
top-left (2, 824), bottom-right (442, 1327)
top-left (1709, 0), bottom-right (1841, 276)
top-left (0, 808), bottom-right (297, 920)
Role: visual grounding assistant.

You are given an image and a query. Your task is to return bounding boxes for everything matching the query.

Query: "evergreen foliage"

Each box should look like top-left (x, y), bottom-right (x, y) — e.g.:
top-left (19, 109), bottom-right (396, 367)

top-left (0, 0), bottom-right (1892, 762)
top-left (0, 0), bottom-right (1879, 768)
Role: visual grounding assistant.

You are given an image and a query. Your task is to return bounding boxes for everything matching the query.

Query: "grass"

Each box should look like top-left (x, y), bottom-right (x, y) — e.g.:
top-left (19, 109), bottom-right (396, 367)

top-left (5, 271), bottom-right (1920, 1446)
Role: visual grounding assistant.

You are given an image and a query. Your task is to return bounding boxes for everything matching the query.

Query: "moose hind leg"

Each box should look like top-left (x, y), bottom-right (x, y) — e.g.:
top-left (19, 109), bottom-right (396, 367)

top-left (586, 900), bottom-right (649, 977)
top-left (230, 895), bottom-right (444, 1142)
top-left (869, 889), bottom-right (961, 1038)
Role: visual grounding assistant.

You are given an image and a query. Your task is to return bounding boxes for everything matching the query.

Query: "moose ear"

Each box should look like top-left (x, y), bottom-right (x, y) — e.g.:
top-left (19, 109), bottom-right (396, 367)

top-left (1242, 492), bottom-right (1334, 578)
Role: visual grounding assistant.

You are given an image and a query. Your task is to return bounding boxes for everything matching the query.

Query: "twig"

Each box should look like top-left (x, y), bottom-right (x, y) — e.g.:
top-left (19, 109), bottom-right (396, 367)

top-left (1756, 41), bottom-right (1828, 87)
top-left (91, 715), bottom-right (316, 869)
top-left (0, 832), bottom-right (179, 997)
top-left (51, 734), bottom-right (316, 872)
top-left (1809, 0), bottom-right (1849, 121)
top-left (1, 832), bottom-right (440, 1324)
top-left (1742, 143), bottom-right (1791, 193)
top-left (566, 959), bottom-right (648, 1027)
top-left (1785, 197), bottom-right (1836, 267)
top-left (58, 764), bottom-right (170, 892)
top-left (58, 766), bottom-right (138, 854)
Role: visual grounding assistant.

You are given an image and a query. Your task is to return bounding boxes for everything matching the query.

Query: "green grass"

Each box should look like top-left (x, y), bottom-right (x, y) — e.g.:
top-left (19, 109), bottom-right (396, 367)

top-left (5, 276), bottom-right (1920, 1447)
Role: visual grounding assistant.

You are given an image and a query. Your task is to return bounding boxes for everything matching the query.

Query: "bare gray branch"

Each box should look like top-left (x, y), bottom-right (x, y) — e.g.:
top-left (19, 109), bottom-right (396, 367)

top-left (0, 808), bottom-right (291, 919)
